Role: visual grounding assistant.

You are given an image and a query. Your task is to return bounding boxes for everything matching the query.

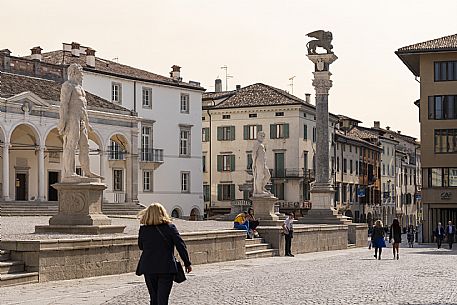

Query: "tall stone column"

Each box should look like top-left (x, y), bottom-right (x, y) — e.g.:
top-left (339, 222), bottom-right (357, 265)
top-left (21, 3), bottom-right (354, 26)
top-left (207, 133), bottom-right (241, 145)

top-left (126, 130), bottom-right (139, 203)
top-left (99, 150), bottom-right (107, 202)
top-left (2, 142), bottom-right (10, 201)
top-left (38, 145), bottom-right (46, 201)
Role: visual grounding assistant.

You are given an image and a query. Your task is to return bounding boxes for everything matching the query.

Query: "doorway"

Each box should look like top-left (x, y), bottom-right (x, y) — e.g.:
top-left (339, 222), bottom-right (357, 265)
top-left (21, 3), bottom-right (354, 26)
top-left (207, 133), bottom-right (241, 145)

top-left (15, 173), bottom-right (27, 201)
top-left (48, 171), bottom-right (59, 201)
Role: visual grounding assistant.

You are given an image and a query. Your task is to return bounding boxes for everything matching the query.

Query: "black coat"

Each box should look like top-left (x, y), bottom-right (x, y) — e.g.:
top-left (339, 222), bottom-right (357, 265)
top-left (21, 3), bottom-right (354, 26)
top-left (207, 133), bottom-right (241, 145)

top-left (390, 225), bottom-right (402, 243)
top-left (136, 223), bottom-right (191, 275)
top-left (435, 226), bottom-right (445, 238)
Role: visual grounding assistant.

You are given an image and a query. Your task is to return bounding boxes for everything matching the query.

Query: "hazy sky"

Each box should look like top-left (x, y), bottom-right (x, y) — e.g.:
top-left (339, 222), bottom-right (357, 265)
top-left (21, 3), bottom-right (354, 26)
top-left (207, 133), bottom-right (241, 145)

top-left (2, 0), bottom-right (456, 138)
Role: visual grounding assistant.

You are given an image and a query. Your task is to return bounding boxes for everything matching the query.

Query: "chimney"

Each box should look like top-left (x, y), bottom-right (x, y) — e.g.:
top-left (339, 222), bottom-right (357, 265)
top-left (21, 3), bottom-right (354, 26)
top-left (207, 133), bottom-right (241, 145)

top-left (373, 121), bottom-right (380, 129)
top-left (0, 49), bottom-right (12, 72)
top-left (85, 48), bottom-right (96, 67)
top-left (30, 46), bottom-right (43, 61)
top-left (305, 93), bottom-right (311, 103)
top-left (215, 79), bottom-right (222, 92)
top-left (397, 130), bottom-right (401, 134)
top-left (71, 42), bottom-right (80, 57)
top-left (170, 65), bottom-right (181, 81)
top-left (386, 126), bottom-right (390, 130)
top-left (236, 85), bottom-right (241, 91)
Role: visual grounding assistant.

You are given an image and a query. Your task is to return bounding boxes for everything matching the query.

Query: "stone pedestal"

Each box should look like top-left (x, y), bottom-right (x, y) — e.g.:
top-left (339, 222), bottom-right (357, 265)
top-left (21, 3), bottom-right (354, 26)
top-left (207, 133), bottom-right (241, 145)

top-left (35, 180), bottom-right (125, 234)
top-left (251, 195), bottom-right (283, 226)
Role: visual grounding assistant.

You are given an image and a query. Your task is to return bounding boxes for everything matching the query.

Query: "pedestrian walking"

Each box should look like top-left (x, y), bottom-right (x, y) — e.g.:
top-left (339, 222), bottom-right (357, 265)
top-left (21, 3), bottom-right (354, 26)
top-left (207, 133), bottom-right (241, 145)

top-left (136, 203), bottom-right (192, 305)
top-left (389, 219), bottom-right (402, 260)
top-left (445, 220), bottom-right (455, 249)
top-left (372, 220), bottom-right (386, 260)
top-left (434, 222), bottom-right (445, 249)
top-left (282, 212), bottom-right (294, 257)
top-left (406, 224), bottom-right (415, 248)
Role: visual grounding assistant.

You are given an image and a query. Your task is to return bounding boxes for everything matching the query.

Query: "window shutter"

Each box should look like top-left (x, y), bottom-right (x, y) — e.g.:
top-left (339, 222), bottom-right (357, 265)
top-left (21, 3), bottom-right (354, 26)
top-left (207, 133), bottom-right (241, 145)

top-left (284, 124), bottom-right (289, 138)
top-left (217, 127), bottom-right (223, 141)
top-left (230, 126), bottom-right (235, 140)
top-left (230, 155), bottom-right (235, 172)
top-left (217, 155), bottom-right (222, 172)
top-left (257, 125), bottom-right (262, 131)
top-left (304, 124), bottom-right (308, 140)
top-left (230, 184), bottom-right (235, 200)
top-left (217, 184), bottom-right (222, 201)
top-left (270, 124), bottom-right (276, 139)
top-left (205, 128), bottom-right (210, 142)
top-left (243, 125), bottom-right (249, 140)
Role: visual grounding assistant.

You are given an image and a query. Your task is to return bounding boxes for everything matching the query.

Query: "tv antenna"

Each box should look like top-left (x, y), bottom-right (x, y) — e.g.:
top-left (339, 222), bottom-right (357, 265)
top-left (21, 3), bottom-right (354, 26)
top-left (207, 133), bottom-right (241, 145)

top-left (220, 65), bottom-right (233, 91)
top-left (289, 76), bottom-right (296, 95)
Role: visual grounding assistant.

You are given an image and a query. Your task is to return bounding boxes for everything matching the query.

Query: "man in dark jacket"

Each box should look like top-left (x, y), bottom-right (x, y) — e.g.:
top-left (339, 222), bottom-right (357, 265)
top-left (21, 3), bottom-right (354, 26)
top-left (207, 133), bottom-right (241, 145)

top-left (434, 222), bottom-right (445, 249)
top-left (445, 220), bottom-right (456, 249)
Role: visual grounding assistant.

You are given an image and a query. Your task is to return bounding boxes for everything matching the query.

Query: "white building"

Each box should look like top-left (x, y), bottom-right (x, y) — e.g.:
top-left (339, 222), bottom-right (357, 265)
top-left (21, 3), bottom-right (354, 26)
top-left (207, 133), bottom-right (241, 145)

top-left (1, 43), bottom-right (205, 219)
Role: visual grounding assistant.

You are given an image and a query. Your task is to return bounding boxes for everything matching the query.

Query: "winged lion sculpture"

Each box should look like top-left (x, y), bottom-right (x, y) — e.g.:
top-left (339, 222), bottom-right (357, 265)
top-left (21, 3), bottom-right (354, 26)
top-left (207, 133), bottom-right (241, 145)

top-left (306, 30), bottom-right (333, 55)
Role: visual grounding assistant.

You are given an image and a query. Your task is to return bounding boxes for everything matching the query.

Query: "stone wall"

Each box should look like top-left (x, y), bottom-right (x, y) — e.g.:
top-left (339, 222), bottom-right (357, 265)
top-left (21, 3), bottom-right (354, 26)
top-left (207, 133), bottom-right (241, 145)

top-left (348, 223), bottom-right (368, 247)
top-left (0, 230), bottom-right (246, 282)
top-left (257, 224), bottom-right (348, 256)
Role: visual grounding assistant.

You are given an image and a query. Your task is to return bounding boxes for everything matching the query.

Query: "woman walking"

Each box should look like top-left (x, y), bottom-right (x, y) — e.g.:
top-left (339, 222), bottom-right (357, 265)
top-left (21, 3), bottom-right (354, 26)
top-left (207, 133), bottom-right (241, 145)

top-left (136, 203), bottom-right (192, 305)
top-left (372, 220), bottom-right (386, 260)
top-left (390, 218), bottom-right (402, 260)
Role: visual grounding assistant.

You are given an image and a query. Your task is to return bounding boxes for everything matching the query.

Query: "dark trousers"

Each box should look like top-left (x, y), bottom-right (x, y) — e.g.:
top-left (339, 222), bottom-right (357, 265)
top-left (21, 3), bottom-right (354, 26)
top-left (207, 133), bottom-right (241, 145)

top-left (249, 220), bottom-right (259, 231)
top-left (144, 274), bottom-right (174, 305)
top-left (448, 234), bottom-right (455, 248)
top-left (285, 233), bottom-right (293, 255)
top-left (437, 236), bottom-right (443, 249)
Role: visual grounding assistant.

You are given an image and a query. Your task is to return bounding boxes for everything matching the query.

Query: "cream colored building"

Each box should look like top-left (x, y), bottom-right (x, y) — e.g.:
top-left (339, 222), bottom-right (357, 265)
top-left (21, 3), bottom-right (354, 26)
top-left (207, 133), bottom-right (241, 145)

top-left (397, 33), bottom-right (457, 241)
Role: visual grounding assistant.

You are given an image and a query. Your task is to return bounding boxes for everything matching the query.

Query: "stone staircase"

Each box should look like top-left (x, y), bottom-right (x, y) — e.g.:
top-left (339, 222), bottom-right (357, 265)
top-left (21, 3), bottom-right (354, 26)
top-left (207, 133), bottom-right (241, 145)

top-left (245, 238), bottom-right (278, 259)
top-left (0, 201), bottom-right (145, 216)
top-left (0, 250), bottom-right (38, 287)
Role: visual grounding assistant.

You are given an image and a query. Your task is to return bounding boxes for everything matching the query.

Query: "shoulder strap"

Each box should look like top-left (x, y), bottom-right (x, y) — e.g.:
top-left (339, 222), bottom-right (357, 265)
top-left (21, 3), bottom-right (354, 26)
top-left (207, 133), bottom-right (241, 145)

top-left (155, 225), bottom-right (171, 246)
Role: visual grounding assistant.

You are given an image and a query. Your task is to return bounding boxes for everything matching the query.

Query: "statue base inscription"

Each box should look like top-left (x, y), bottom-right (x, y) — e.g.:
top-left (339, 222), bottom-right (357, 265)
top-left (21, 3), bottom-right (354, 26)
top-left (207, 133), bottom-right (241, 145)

top-left (251, 195), bottom-right (280, 225)
top-left (35, 181), bottom-right (125, 234)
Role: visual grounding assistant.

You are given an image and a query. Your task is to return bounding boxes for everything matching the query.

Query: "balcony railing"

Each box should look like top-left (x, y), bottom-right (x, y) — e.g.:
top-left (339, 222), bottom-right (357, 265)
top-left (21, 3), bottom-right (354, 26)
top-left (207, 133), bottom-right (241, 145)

top-left (140, 148), bottom-right (164, 162)
top-left (107, 146), bottom-right (126, 160)
top-left (270, 168), bottom-right (315, 181)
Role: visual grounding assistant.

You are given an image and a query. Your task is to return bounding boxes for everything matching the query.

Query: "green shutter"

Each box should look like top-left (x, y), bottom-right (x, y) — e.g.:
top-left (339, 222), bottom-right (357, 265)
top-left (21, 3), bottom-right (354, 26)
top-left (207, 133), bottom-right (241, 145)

top-left (217, 127), bottom-right (223, 141)
top-left (304, 124), bottom-right (308, 140)
top-left (270, 124), bottom-right (276, 139)
top-left (217, 184), bottom-right (222, 201)
top-left (284, 123), bottom-right (289, 138)
top-left (217, 155), bottom-right (222, 172)
top-left (205, 128), bottom-right (210, 142)
top-left (257, 125), bottom-right (262, 131)
top-left (243, 125), bottom-right (249, 140)
top-left (230, 184), bottom-right (235, 200)
top-left (230, 155), bottom-right (235, 171)
top-left (230, 126), bottom-right (235, 140)
top-left (247, 153), bottom-right (253, 170)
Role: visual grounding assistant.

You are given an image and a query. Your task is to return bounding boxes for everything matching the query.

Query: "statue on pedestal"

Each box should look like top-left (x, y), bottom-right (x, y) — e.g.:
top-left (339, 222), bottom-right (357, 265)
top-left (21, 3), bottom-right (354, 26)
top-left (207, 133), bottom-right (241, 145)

top-left (58, 63), bottom-right (101, 182)
top-left (306, 30), bottom-right (333, 55)
top-left (252, 131), bottom-right (272, 197)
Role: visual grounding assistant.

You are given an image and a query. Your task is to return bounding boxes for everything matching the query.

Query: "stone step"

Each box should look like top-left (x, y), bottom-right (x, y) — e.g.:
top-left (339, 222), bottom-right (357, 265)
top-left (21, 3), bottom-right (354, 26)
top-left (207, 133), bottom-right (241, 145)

top-left (0, 251), bottom-right (10, 262)
top-left (0, 272), bottom-right (39, 287)
top-left (0, 261), bottom-right (25, 274)
top-left (246, 249), bottom-right (278, 259)
top-left (246, 243), bottom-right (271, 252)
top-left (347, 243), bottom-right (356, 249)
top-left (245, 238), bottom-right (265, 246)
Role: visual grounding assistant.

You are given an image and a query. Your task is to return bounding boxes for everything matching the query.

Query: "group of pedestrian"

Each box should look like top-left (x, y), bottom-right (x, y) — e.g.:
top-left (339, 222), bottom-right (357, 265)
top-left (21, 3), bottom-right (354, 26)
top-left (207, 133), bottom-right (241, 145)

top-left (370, 218), bottom-right (403, 260)
top-left (434, 221), bottom-right (455, 249)
top-left (233, 208), bottom-right (260, 238)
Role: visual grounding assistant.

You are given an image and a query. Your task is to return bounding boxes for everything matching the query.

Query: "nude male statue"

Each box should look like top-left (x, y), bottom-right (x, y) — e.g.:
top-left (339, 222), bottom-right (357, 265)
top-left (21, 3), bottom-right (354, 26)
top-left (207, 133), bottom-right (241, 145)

top-left (252, 131), bottom-right (272, 196)
top-left (57, 63), bottom-right (101, 181)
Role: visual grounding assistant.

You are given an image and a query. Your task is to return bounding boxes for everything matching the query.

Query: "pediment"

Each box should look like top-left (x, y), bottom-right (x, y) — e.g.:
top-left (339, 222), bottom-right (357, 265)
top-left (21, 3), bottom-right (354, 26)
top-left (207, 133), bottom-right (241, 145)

top-left (6, 91), bottom-right (52, 108)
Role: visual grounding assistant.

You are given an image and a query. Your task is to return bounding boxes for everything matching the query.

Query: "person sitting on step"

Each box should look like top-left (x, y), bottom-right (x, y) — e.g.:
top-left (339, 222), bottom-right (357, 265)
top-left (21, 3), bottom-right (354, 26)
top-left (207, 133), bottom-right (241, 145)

top-left (245, 208), bottom-right (260, 238)
top-left (233, 211), bottom-right (251, 238)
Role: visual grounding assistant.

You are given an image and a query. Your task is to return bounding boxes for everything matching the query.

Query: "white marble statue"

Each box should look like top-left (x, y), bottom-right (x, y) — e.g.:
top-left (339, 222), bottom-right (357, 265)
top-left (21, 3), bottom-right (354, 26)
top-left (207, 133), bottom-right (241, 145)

top-left (58, 63), bottom-right (101, 181)
top-left (252, 131), bottom-right (272, 197)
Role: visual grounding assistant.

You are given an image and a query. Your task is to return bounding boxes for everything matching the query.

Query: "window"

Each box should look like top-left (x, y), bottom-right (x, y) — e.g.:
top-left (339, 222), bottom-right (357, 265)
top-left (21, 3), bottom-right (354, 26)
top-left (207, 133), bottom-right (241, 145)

top-left (112, 83), bottom-right (122, 103)
top-left (202, 128), bottom-right (210, 142)
top-left (202, 154), bottom-right (207, 172)
top-left (217, 154), bottom-right (235, 172)
top-left (140, 126), bottom-right (152, 161)
top-left (222, 114), bottom-right (231, 119)
top-left (217, 184), bottom-right (235, 201)
top-left (180, 94), bottom-right (189, 113)
top-left (342, 184), bottom-right (347, 202)
top-left (355, 161), bottom-right (358, 175)
top-left (312, 127), bottom-right (316, 143)
top-left (244, 125), bottom-right (262, 140)
top-left (142, 87), bottom-right (152, 108)
top-left (270, 124), bottom-right (289, 139)
top-left (434, 61), bottom-right (457, 81)
top-left (303, 124), bottom-right (308, 140)
top-left (343, 158), bottom-right (347, 173)
top-left (113, 169), bottom-right (123, 191)
top-left (383, 164), bottom-right (385, 175)
top-left (76, 167), bottom-right (82, 176)
top-left (143, 170), bottom-right (152, 192)
top-left (428, 168), bottom-right (457, 187)
top-left (217, 126), bottom-right (235, 141)
top-left (272, 183), bottom-right (285, 200)
top-left (247, 153), bottom-right (253, 170)
top-left (203, 184), bottom-right (210, 202)
top-left (181, 172), bottom-right (190, 192)
top-left (434, 129), bottom-right (457, 153)
top-left (337, 157), bottom-right (340, 172)
top-left (350, 160), bottom-right (353, 174)
top-left (179, 129), bottom-right (191, 156)
top-left (275, 112), bottom-right (284, 116)
top-left (109, 140), bottom-right (125, 160)
top-left (428, 96), bottom-right (457, 120)
top-left (249, 113), bottom-right (257, 118)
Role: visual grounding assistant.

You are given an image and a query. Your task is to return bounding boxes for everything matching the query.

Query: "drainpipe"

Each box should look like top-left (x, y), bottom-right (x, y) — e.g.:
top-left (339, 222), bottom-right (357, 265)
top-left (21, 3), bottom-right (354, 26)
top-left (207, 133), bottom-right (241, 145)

top-left (133, 81), bottom-right (137, 112)
top-left (206, 108), bottom-right (212, 218)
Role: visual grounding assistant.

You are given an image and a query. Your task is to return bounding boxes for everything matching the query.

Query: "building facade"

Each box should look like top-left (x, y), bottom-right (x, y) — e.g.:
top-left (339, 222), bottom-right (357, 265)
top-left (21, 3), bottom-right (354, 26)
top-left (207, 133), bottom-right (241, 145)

top-left (397, 34), bottom-right (457, 241)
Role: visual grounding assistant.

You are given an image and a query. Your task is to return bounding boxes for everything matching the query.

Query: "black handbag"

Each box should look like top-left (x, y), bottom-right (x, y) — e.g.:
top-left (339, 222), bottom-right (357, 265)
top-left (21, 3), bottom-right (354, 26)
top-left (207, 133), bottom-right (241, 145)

top-left (155, 226), bottom-right (187, 283)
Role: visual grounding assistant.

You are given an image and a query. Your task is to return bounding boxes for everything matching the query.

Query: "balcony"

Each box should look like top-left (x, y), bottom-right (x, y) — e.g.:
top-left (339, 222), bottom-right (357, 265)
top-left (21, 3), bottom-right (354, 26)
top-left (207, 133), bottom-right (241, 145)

top-left (270, 168), bottom-right (315, 181)
top-left (107, 146), bottom-right (126, 161)
top-left (140, 148), bottom-right (164, 162)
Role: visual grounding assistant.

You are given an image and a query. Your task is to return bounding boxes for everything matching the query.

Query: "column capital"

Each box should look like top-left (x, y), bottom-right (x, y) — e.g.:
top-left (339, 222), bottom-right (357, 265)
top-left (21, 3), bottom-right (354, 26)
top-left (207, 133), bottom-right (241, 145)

top-left (312, 78), bottom-right (333, 95)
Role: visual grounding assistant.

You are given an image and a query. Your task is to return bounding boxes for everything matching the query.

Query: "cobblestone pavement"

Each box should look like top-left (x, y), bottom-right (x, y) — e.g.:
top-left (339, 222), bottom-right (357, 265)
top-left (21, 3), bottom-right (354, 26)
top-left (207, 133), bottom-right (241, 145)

top-left (0, 216), bottom-right (233, 239)
top-left (1, 243), bottom-right (457, 305)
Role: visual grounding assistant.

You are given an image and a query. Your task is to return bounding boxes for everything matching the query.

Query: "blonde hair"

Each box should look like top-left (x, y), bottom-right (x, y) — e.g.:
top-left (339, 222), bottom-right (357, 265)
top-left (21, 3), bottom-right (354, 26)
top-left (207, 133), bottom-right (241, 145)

top-left (375, 220), bottom-right (383, 228)
top-left (138, 203), bottom-right (172, 225)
